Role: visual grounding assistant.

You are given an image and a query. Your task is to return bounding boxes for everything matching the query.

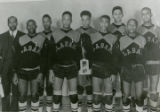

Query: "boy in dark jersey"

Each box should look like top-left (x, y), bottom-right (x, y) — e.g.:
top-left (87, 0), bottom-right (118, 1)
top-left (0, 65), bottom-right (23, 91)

top-left (110, 6), bottom-right (126, 102)
top-left (15, 19), bottom-right (46, 112)
top-left (48, 11), bottom-right (79, 112)
top-left (138, 7), bottom-right (160, 112)
top-left (120, 19), bottom-right (146, 112)
top-left (76, 10), bottom-right (96, 112)
top-left (91, 15), bottom-right (117, 112)
top-left (39, 14), bottom-right (54, 112)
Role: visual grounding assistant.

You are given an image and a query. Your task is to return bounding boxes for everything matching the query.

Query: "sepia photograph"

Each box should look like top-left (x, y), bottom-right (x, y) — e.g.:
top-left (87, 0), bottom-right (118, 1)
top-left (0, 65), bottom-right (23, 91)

top-left (0, 0), bottom-right (160, 112)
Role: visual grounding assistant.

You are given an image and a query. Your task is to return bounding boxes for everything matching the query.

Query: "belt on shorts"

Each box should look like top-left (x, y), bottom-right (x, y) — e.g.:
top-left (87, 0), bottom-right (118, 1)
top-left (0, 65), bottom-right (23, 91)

top-left (56, 64), bottom-right (75, 67)
top-left (146, 60), bottom-right (160, 65)
top-left (21, 66), bottom-right (40, 71)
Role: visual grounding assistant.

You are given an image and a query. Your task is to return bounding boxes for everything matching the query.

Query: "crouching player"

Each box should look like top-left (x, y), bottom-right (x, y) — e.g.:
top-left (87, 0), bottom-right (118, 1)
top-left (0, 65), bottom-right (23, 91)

top-left (38, 14), bottom-right (54, 112)
top-left (48, 11), bottom-right (79, 112)
top-left (14, 19), bottom-right (47, 112)
top-left (91, 15), bottom-right (117, 112)
top-left (76, 10), bottom-right (96, 112)
top-left (120, 19), bottom-right (146, 112)
top-left (139, 7), bottom-right (160, 112)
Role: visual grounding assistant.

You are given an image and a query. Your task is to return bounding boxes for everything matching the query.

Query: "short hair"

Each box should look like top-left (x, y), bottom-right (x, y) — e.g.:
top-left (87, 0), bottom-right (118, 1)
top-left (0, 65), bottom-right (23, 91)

top-left (80, 10), bottom-right (92, 18)
top-left (27, 19), bottom-right (37, 26)
top-left (141, 7), bottom-right (152, 14)
top-left (8, 16), bottom-right (17, 23)
top-left (62, 11), bottom-right (72, 18)
top-left (112, 6), bottom-right (123, 14)
top-left (127, 18), bottom-right (138, 26)
top-left (100, 15), bottom-right (110, 22)
top-left (42, 14), bottom-right (51, 20)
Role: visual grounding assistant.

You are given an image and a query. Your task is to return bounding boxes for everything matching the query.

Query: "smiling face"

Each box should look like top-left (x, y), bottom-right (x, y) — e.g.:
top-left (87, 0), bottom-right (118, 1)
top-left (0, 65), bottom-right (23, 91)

top-left (141, 8), bottom-right (152, 23)
top-left (81, 15), bottom-right (91, 28)
top-left (127, 19), bottom-right (137, 34)
top-left (27, 20), bottom-right (37, 34)
top-left (8, 17), bottom-right (17, 31)
top-left (112, 9), bottom-right (123, 23)
top-left (62, 14), bottom-right (72, 29)
top-left (43, 16), bottom-right (52, 31)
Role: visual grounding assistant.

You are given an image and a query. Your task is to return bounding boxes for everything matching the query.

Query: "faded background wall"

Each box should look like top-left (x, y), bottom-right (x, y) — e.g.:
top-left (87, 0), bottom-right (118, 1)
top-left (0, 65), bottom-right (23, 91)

top-left (0, 0), bottom-right (160, 33)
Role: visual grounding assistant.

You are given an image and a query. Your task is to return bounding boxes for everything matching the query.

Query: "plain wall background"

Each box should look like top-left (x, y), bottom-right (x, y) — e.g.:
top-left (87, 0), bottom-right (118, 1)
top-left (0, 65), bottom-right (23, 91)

top-left (0, 0), bottom-right (160, 33)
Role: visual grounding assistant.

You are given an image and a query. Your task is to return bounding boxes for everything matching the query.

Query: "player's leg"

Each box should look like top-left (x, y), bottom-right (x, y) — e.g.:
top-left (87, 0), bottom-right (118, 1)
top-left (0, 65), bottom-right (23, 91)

top-left (18, 78), bottom-right (28, 112)
top-left (142, 76), bottom-right (149, 111)
top-left (135, 81), bottom-right (143, 112)
top-left (68, 77), bottom-right (78, 112)
top-left (104, 76), bottom-right (113, 112)
top-left (77, 75), bottom-right (85, 111)
top-left (149, 74), bottom-right (159, 112)
top-left (38, 76), bottom-right (45, 112)
top-left (85, 76), bottom-right (93, 112)
top-left (46, 73), bottom-right (53, 112)
top-left (92, 77), bottom-right (102, 112)
top-left (30, 76), bottom-right (40, 112)
top-left (122, 80), bottom-right (131, 112)
top-left (53, 76), bottom-right (63, 112)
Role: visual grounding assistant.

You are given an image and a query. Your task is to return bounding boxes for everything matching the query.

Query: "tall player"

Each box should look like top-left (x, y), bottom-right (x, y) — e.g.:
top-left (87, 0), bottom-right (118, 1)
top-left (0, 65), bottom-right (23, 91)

top-left (15, 19), bottom-right (46, 112)
top-left (91, 15), bottom-right (117, 112)
top-left (120, 19), bottom-right (146, 112)
top-left (139, 7), bottom-right (160, 112)
top-left (76, 10), bottom-right (96, 112)
top-left (48, 11), bottom-right (79, 112)
top-left (109, 6), bottom-right (126, 103)
top-left (39, 14), bottom-right (54, 112)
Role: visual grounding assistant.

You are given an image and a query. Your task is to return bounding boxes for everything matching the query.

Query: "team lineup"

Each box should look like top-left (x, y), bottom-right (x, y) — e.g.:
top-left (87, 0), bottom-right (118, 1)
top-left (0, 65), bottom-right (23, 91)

top-left (0, 6), bottom-right (159, 112)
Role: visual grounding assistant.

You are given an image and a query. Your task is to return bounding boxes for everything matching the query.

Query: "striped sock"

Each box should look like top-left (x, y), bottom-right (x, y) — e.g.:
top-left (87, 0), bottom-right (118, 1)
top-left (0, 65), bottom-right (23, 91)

top-left (46, 96), bottom-right (53, 112)
top-left (122, 104), bottom-right (130, 112)
top-left (93, 103), bottom-right (101, 112)
top-left (71, 102), bottom-right (78, 112)
top-left (31, 101), bottom-right (39, 112)
top-left (18, 101), bottom-right (27, 112)
top-left (52, 103), bottom-right (60, 112)
top-left (105, 104), bottom-right (113, 112)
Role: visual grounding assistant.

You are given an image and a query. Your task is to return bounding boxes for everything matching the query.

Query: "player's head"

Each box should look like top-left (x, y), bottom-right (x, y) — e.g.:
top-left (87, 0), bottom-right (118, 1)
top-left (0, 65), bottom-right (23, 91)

top-left (42, 14), bottom-right (52, 30)
top-left (80, 10), bottom-right (92, 28)
top-left (127, 18), bottom-right (138, 33)
top-left (8, 16), bottom-right (18, 31)
top-left (112, 6), bottom-right (123, 23)
top-left (141, 7), bottom-right (152, 23)
top-left (99, 15), bottom-right (110, 29)
top-left (26, 19), bottom-right (37, 34)
top-left (62, 11), bottom-right (72, 28)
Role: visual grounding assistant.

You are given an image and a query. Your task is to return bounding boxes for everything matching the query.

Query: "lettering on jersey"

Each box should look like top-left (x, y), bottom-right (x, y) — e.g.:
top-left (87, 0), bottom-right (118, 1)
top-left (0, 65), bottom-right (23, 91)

top-left (21, 41), bottom-right (41, 54)
top-left (93, 39), bottom-right (111, 52)
top-left (143, 31), bottom-right (157, 43)
top-left (56, 36), bottom-right (75, 51)
top-left (122, 43), bottom-right (141, 56)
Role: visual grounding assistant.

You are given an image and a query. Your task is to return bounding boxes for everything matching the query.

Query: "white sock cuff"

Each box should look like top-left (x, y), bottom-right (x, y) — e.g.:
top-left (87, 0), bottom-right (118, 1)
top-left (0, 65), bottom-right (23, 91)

top-left (71, 102), bottom-right (78, 111)
top-left (149, 99), bottom-right (158, 107)
top-left (136, 104), bottom-right (143, 112)
top-left (31, 101), bottom-right (39, 111)
top-left (93, 103), bottom-right (101, 111)
top-left (52, 103), bottom-right (60, 111)
top-left (105, 104), bottom-right (113, 111)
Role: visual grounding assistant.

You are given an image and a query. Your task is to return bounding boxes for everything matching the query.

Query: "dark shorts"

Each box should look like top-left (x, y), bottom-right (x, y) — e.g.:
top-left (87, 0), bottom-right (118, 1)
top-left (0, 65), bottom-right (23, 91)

top-left (18, 69), bottom-right (40, 81)
top-left (54, 64), bottom-right (78, 80)
top-left (121, 65), bottom-right (145, 83)
top-left (145, 63), bottom-right (160, 75)
top-left (92, 63), bottom-right (111, 79)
